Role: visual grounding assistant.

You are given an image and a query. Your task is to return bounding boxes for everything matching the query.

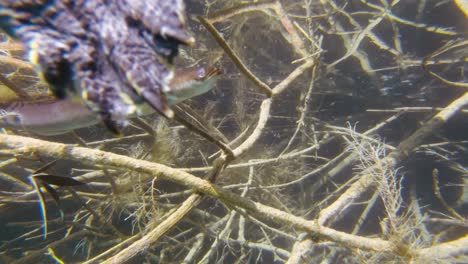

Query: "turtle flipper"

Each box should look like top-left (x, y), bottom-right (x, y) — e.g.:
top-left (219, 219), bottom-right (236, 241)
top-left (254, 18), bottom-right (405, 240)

top-left (118, 0), bottom-right (194, 46)
top-left (77, 56), bottom-right (137, 134)
top-left (141, 89), bottom-right (174, 118)
top-left (26, 32), bottom-right (75, 99)
top-left (0, 1), bottom-right (89, 99)
top-left (98, 88), bottom-right (126, 135)
top-left (79, 78), bottom-right (132, 134)
top-left (104, 28), bottom-right (175, 118)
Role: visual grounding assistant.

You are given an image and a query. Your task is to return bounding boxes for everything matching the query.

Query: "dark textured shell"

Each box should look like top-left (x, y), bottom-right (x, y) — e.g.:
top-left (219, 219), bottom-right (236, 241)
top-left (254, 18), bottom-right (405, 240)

top-left (0, 0), bottom-right (192, 132)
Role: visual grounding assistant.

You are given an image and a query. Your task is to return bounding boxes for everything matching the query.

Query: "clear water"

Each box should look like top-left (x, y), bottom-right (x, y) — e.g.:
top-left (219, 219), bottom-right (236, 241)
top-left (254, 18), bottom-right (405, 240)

top-left (0, 1), bottom-right (466, 263)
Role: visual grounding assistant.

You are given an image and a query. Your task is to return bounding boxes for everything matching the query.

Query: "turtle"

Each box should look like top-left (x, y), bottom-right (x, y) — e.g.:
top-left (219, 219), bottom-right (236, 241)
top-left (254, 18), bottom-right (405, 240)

top-left (0, 0), bottom-right (193, 133)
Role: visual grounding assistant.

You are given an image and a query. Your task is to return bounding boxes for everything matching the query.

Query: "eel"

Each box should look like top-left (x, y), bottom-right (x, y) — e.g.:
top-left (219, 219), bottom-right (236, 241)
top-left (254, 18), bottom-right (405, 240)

top-left (0, 66), bottom-right (221, 136)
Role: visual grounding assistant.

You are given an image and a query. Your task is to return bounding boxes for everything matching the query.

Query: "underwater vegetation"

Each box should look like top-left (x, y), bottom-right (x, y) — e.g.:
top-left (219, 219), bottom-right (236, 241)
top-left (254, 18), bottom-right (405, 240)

top-left (0, 0), bottom-right (467, 263)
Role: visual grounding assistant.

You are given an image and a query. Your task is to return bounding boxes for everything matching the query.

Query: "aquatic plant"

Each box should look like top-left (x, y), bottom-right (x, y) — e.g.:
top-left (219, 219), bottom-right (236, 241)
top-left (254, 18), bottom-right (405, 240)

top-left (0, 1), bottom-right (466, 263)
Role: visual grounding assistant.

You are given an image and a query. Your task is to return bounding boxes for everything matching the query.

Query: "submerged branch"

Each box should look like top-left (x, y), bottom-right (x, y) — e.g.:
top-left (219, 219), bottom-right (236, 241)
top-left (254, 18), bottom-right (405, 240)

top-left (0, 133), bottom-right (403, 255)
top-left (319, 92), bottom-right (468, 225)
